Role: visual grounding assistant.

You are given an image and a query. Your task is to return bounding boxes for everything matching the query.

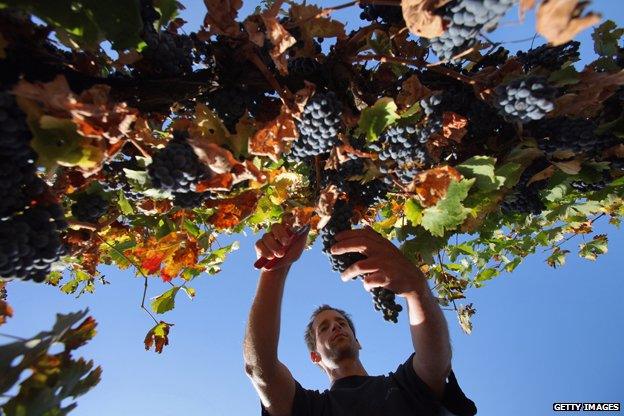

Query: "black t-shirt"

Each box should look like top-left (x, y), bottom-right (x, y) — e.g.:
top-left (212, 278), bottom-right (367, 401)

top-left (260, 353), bottom-right (477, 416)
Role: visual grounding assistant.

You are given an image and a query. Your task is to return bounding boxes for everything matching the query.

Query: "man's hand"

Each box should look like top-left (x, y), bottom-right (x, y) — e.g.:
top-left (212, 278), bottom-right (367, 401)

top-left (330, 226), bottom-right (426, 297)
top-left (255, 222), bottom-right (309, 271)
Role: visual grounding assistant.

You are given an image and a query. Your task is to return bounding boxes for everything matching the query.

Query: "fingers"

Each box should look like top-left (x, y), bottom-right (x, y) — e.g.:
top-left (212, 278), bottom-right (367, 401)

top-left (330, 240), bottom-right (372, 256)
top-left (335, 226), bottom-right (382, 242)
top-left (361, 272), bottom-right (387, 292)
top-left (340, 258), bottom-right (381, 281)
top-left (263, 233), bottom-right (285, 257)
top-left (271, 223), bottom-right (293, 246)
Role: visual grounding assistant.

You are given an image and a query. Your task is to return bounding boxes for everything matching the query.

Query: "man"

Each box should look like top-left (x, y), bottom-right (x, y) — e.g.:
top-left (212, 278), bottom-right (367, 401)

top-left (243, 222), bottom-right (477, 416)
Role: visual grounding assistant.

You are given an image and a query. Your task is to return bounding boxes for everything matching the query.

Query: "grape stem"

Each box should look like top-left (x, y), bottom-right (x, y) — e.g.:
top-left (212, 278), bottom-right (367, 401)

top-left (94, 234), bottom-right (160, 325)
top-left (0, 332), bottom-right (27, 341)
top-left (351, 53), bottom-right (481, 86)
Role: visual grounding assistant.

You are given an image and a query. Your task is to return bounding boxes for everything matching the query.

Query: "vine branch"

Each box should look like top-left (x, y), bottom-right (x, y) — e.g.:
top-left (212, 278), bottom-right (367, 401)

top-left (95, 234), bottom-right (159, 325)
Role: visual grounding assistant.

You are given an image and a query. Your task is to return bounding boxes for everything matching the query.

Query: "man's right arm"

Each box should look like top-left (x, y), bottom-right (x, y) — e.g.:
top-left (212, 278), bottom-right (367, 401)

top-left (244, 267), bottom-right (296, 416)
top-left (243, 223), bottom-right (308, 416)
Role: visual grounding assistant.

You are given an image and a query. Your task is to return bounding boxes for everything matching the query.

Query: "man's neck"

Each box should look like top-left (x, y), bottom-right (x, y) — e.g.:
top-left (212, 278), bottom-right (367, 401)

top-left (326, 358), bottom-right (368, 385)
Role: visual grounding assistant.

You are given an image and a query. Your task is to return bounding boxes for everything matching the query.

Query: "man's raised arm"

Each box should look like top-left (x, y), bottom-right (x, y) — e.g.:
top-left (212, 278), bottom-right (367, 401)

top-left (330, 226), bottom-right (452, 401)
top-left (243, 223), bottom-right (309, 416)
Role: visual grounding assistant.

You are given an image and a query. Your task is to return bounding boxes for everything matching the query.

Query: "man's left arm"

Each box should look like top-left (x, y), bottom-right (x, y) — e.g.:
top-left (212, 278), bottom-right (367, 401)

top-left (404, 279), bottom-right (452, 401)
top-left (330, 226), bottom-right (452, 400)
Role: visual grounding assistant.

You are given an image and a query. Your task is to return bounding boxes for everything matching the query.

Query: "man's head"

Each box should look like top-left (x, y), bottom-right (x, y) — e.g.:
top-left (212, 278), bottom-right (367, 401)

top-left (304, 305), bottom-right (361, 370)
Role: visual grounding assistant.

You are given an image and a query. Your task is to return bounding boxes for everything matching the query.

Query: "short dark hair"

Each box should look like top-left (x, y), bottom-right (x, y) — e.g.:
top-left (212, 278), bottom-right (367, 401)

top-left (304, 305), bottom-right (356, 352)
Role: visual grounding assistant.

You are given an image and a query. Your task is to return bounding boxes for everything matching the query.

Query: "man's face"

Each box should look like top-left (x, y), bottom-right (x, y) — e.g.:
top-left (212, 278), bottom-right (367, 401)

top-left (311, 309), bottom-right (360, 366)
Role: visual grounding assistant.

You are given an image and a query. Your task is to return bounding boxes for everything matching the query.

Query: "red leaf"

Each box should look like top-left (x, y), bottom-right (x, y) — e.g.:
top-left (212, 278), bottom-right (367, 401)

top-left (142, 254), bottom-right (165, 275)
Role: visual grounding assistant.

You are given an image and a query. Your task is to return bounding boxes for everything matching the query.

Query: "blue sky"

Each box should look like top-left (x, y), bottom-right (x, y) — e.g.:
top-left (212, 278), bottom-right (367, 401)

top-left (2, 1), bottom-right (624, 415)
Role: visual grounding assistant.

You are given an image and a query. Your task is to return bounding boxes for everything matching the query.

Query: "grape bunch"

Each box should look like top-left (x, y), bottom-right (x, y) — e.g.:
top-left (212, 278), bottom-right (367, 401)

top-left (286, 92), bottom-right (343, 162)
top-left (570, 171), bottom-right (611, 193)
top-left (359, 4), bottom-right (405, 26)
top-left (429, 0), bottom-right (515, 62)
top-left (0, 204), bottom-right (68, 282)
top-left (204, 88), bottom-right (255, 133)
top-left (516, 41), bottom-right (580, 71)
top-left (148, 131), bottom-right (211, 193)
top-left (71, 193), bottom-right (109, 224)
top-left (500, 159), bottom-right (550, 215)
top-left (173, 191), bottom-right (213, 209)
top-left (100, 158), bottom-right (145, 202)
top-left (531, 118), bottom-right (616, 155)
top-left (285, 57), bottom-right (324, 91)
top-left (321, 157), bottom-right (389, 206)
top-left (137, 0), bottom-right (193, 77)
top-left (320, 200), bottom-right (402, 323)
top-left (492, 76), bottom-right (555, 123)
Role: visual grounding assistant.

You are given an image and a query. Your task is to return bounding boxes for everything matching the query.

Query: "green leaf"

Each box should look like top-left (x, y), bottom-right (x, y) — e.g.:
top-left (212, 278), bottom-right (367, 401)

top-left (123, 168), bottom-right (149, 186)
top-left (579, 234), bottom-right (608, 261)
top-left (474, 268), bottom-right (498, 284)
top-left (495, 162), bottom-right (523, 188)
top-left (183, 220), bottom-right (201, 238)
top-left (421, 179), bottom-right (475, 237)
top-left (404, 199), bottom-right (423, 226)
top-left (200, 241), bottom-right (240, 275)
top-left (150, 287), bottom-right (180, 314)
top-left (592, 20), bottom-right (624, 57)
top-left (400, 227), bottom-right (449, 265)
top-left (456, 156), bottom-right (505, 192)
top-left (546, 247), bottom-right (569, 268)
top-left (1, 0), bottom-right (143, 51)
top-left (117, 191), bottom-right (134, 215)
top-left (548, 66), bottom-right (580, 86)
top-left (153, 0), bottom-right (179, 29)
top-left (596, 115), bottom-right (624, 139)
top-left (29, 116), bottom-right (98, 170)
top-left (356, 98), bottom-right (399, 142)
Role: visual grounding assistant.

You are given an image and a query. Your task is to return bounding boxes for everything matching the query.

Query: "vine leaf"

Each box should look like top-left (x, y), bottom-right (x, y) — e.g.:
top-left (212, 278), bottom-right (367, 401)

top-left (579, 234), bottom-right (608, 260)
top-left (404, 198), bottom-right (423, 226)
top-left (592, 20), bottom-right (624, 57)
top-left (421, 178), bottom-right (475, 237)
top-left (407, 165), bottom-right (463, 207)
top-left (457, 303), bottom-right (476, 335)
top-left (396, 75), bottom-right (430, 110)
top-left (288, 3), bottom-right (346, 47)
top-left (536, 0), bottom-right (601, 46)
top-left (0, 310), bottom-right (101, 413)
top-left (0, 0), bottom-right (142, 50)
top-left (249, 112), bottom-right (298, 162)
top-left (456, 156), bottom-right (506, 192)
top-left (402, 0), bottom-right (451, 39)
top-left (151, 287), bottom-right (181, 314)
top-left (207, 190), bottom-right (261, 229)
top-left (356, 97), bottom-right (399, 142)
top-left (144, 321), bottom-right (173, 354)
top-left (203, 0), bottom-right (243, 37)
top-left (260, 14), bottom-right (296, 75)
top-left (547, 247), bottom-right (570, 268)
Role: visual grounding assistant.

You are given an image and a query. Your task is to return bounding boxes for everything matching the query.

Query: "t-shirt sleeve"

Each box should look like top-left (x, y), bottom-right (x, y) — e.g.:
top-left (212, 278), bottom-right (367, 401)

top-left (393, 353), bottom-right (477, 416)
top-left (260, 379), bottom-right (326, 416)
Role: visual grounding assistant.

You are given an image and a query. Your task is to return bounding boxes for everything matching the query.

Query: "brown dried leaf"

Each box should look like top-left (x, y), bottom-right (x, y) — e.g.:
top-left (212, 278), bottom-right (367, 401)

top-left (402, 0), bottom-right (452, 38)
top-left (519, 0), bottom-right (537, 19)
top-left (260, 15), bottom-right (297, 76)
top-left (316, 185), bottom-right (341, 230)
top-left (144, 321), bottom-right (173, 354)
top-left (407, 165), bottom-right (463, 207)
top-left (551, 70), bottom-right (624, 118)
top-left (203, 0), bottom-right (243, 37)
top-left (553, 158), bottom-right (582, 174)
top-left (396, 75), bottom-right (431, 109)
top-left (248, 112), bottom-right (298, 162)
top-left (441, 112), bottom-right (467, 142)
top-left (527, 165), bottom-right (555, 186)
top-left (288, 4), bottom-right (346, 55)
top-left (243, 15), bottom-right (265, 47)
top-left (207, 190), bottom-right (261, 229)
top-left (290, 207), bottom-right (315, 228)
top-left (603, 144), bottom-right (624, 159)
top-left (536, 0), bottom-right (601, 46)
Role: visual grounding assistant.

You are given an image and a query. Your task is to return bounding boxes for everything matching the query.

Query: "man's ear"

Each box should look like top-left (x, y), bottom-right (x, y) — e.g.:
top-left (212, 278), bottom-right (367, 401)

top-left (310, 351), bottom-right (321, 363)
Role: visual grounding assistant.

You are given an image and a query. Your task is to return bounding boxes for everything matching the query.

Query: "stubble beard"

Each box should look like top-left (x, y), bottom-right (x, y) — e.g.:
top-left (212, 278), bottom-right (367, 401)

top-left (327, 337), bottom-right (357, 362)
